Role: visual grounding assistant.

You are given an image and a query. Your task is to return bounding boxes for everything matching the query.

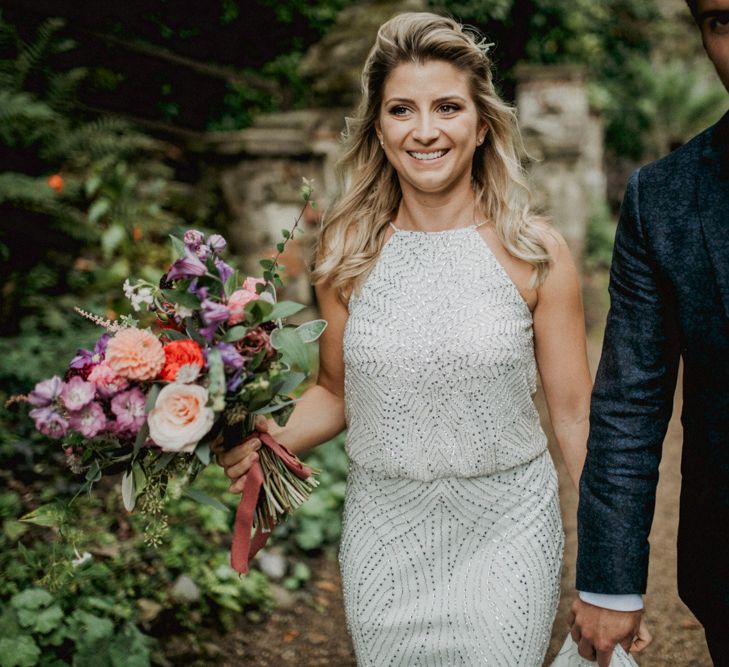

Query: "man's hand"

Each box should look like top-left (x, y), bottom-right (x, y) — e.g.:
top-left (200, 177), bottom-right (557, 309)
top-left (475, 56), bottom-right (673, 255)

top-left (568, 597), bottom-right (649, 667)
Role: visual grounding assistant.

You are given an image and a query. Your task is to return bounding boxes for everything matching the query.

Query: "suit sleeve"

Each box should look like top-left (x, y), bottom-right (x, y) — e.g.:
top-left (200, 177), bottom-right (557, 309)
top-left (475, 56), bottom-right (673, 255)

top-left (576, 168), bottom-right (681, 594)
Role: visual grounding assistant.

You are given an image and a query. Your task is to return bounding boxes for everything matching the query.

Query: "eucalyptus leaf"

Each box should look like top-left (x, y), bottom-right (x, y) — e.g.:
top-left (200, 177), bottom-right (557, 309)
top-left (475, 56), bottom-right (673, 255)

top-left (270, 327), bottom-right (309, 372)
top-left (145, 384), bottom-right (161, 413)
top-left (223, 271), bottom-right (238, 298)
top-left (133, 422), bottom-right (150, 454)
top-left (223, 325), bottom-right (248, 342)
top-left (162, 288), bottom-right (200, 310)
top-left (183, 487), bottom-right (229, 513)
top-left (244, 299), bottom-right (274, 325)
top-left (296, 319), bottom-right (327, 343)
top-left (252, 398), bottom-right (297, 414)
top-left (121, 469), bottom-right (136, 512)
top-left (272, 371), bottom-right (306, 397)
top-left (132, 463), bottom-right (147, 496)
top-left (194, 441), bottom-right (211, 465)
top-left (152, 451), bottom-right (175, 473)
top-left (262, 301), bottom-right (305, 323)
top-left (85, 460), bottom-right (101, 483)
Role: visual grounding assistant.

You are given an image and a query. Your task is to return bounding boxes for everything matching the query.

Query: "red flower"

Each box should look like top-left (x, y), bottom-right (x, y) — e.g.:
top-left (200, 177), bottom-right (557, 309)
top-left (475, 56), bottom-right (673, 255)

top-left (160, 339), bottom-right (204, 382)
top-left (48, 174), bottom-right (64, 193)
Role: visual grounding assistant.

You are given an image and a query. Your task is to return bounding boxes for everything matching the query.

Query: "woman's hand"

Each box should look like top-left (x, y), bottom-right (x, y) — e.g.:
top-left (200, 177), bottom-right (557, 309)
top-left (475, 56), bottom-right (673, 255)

top-left (212, 415), bottom-right (269, 493)
top-left (630, 619), bottom-right (652, 653)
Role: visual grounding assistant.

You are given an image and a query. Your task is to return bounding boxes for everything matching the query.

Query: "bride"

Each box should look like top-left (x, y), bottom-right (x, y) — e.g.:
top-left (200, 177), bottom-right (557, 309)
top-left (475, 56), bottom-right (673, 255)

top-left (219, 11), bottom-right (603, 665)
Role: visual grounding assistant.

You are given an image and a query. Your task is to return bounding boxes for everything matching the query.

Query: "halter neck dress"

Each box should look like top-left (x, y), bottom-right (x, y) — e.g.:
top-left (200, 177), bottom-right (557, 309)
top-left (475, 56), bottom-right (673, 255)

top-left (339, 221), bottom-right (564, 666)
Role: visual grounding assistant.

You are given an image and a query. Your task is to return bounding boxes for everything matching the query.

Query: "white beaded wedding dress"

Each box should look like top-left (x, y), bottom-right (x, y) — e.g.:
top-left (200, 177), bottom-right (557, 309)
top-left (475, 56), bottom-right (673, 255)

top-left (339, 222), bottom-right (564, 666)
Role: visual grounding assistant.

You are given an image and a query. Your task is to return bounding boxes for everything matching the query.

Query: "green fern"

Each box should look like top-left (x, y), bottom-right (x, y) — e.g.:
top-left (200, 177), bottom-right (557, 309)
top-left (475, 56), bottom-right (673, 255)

top-left (0, 89), bottom-right (61, 146)
top-left (12, 17), bottom-right (66, 92)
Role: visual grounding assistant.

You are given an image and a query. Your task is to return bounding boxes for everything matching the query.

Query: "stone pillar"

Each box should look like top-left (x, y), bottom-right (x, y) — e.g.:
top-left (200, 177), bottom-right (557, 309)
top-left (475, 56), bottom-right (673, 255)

top-left (515, 65), bottom-right (606, 260)
top-left (191, 109), bottom-right (347, 316)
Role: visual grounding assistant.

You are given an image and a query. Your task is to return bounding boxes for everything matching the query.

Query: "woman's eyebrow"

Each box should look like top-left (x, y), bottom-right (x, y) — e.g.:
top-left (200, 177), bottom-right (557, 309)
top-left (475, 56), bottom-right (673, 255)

top-left (383, 95), bottom-right (468, 105)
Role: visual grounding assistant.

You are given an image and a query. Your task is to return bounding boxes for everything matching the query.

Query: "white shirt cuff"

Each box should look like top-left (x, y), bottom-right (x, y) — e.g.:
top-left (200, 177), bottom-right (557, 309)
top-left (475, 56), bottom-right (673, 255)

top-left (578, 591), bottom-right (644, 612)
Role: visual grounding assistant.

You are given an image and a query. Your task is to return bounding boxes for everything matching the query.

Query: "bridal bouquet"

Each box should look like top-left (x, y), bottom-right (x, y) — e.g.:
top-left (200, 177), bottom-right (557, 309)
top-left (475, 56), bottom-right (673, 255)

top-left (15, 183), bottom-right (324, 573)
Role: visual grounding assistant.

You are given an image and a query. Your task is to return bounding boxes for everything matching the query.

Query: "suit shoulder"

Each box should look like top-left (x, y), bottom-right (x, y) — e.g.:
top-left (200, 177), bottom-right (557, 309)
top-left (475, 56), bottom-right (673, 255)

top-left (639, 126), bottom-right (711, 185)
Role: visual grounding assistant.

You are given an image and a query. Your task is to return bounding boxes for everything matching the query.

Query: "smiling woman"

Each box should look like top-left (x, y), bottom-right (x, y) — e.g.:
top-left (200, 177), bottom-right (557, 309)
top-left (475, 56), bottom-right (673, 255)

top-left (311, 12), bottom-right (553, 296)
top-left (219, 11), bottom-right (594, 667)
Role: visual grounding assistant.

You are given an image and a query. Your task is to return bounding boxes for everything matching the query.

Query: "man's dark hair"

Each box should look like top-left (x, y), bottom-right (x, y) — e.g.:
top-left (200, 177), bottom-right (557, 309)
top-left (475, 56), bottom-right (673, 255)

top-left (685, 0), bottom-right (698, 20)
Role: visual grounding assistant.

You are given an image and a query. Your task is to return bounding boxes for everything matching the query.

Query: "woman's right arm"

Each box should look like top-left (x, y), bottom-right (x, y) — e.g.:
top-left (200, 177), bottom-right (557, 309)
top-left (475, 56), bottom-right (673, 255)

top-left (215, 278), bottom-right (349, 492)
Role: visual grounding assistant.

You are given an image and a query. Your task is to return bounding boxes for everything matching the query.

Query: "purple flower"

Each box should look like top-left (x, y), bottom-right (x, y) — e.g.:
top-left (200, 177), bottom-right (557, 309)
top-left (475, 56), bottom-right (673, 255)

top-left (69, 402), bottom-right (107, 438)
top-left (110, 387), bottom-right (147, 434)
top-left (29, 376), bottom-right (64, 407)
top-left (214, 257), bottom-right (233, 284)
top-left (215, 342), bottom-right (245, 370)
top-left (183, 230), bottom-right (205, 249)
top-left (166, 249), bottom-right (207, 281)
top-left (94, 334), bottom-right (110, 356)
top-left (208, 234), bottom-right (227, 253)
top-left (61, 376), bottom-right (95, 411)
top-left (200, 298), bottom-right (230, 340)
top-left (69, 334), bottom-right (111, 370)
top-left (226, 369), bottom-right (245, 392)
top-left (29, 406), bottom-right (69, 439)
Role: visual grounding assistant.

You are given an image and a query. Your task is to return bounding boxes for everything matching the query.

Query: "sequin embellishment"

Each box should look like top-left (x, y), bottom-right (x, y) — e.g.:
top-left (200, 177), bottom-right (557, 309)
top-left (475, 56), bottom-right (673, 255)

top-left (339, 227), bottom-right (564, 666)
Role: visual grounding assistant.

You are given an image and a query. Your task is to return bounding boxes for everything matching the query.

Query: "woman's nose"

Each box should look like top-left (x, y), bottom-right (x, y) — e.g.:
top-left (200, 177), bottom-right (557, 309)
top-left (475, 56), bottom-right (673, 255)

top-left (411, 114), bottom-right (440, 143)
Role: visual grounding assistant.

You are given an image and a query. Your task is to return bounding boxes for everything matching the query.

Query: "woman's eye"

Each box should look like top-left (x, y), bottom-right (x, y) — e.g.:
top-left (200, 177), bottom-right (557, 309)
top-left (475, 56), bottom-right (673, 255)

top-left (438, 103), bottom-right (459, 114)
top-left (389, 105), bottom-right (409, 116)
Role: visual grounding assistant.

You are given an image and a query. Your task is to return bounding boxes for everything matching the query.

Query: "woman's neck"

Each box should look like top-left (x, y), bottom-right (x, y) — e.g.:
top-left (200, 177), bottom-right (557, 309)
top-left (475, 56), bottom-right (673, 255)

top-left (394, 182), bottom-right (478, 232)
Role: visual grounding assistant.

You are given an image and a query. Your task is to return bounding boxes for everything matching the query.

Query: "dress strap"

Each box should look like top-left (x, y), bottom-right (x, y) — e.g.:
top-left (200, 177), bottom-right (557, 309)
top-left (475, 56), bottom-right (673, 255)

top-left (389, 221), bottom-right (400, 231)
top-left (473, 220), bottom-right (489, 229)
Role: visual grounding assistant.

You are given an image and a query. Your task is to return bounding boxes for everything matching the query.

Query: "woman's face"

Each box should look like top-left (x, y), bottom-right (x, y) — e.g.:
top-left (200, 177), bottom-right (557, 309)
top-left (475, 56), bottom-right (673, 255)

top-left (376, 59), bottom-right (486, 200)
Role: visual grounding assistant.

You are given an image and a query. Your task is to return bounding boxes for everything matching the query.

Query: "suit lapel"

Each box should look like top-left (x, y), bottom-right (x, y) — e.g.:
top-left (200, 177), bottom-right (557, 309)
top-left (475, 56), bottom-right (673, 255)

top-left (698, 112), bottom-right (729, 320)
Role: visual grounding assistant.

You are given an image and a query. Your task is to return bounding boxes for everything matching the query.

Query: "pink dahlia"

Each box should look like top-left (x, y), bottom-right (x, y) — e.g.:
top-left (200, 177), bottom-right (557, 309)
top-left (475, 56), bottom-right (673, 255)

top-left (105, 328), bottom-right (165, 381)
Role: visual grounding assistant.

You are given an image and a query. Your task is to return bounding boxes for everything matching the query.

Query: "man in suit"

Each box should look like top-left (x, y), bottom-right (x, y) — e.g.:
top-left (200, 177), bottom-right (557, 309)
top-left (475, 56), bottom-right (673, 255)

top-left (569, 1), bottom-right (729, 665)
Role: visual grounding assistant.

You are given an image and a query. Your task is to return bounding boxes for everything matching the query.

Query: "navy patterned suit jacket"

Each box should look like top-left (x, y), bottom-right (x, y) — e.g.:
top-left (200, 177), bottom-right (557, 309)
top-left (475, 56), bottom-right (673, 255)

top-left (576, 111), bottom-right (729, 631)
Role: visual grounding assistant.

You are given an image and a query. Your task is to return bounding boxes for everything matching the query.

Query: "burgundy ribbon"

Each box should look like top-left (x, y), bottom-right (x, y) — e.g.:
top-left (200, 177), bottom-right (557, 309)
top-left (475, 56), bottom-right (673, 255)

top-left (231, 431), bottom-right (313, 574)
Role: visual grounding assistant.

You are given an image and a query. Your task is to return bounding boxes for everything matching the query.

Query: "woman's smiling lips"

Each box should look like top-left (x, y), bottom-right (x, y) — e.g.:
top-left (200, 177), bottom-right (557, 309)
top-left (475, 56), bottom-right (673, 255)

top-left (407, 148), bottom-right (450, 162)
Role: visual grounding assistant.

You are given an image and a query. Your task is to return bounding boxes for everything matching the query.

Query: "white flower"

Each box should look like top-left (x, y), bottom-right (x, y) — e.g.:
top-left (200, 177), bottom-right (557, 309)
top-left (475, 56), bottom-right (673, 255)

top-left (175, 305), bottom-right (194, 319)
top-left (148, 383), bottom-right (215, 453)
top-left (175, 363), bottom-right (201, 384)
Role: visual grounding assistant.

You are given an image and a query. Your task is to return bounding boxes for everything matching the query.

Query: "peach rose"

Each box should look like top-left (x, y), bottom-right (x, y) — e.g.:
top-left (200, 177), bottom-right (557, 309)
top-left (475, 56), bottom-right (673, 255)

top-left (105, 328), bottom-right (165, 381)
top-left (227, 277), bottom-right (265, 325)
top-left (147, 383), bottom-right (215, 452)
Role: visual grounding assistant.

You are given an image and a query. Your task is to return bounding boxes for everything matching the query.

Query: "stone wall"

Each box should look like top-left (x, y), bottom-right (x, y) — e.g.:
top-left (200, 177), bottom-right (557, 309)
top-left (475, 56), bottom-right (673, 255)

top-left (516, 64), bottom-right (606, 259)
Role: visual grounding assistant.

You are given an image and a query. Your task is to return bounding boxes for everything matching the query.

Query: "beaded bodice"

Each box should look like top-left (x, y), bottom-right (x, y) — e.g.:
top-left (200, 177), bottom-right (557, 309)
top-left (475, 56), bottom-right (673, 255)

top-left (342, 223), bottom-right (547, 481)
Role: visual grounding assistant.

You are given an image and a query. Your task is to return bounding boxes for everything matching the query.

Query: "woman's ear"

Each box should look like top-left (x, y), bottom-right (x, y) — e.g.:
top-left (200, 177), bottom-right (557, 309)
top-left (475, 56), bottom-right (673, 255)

top-left (374, 120), bottom-right (383, 146)
top-left (477, 124), bottom-right (489, 146)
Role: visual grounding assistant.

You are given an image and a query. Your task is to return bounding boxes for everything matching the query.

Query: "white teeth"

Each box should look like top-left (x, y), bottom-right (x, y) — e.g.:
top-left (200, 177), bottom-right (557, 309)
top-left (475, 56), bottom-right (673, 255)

top-left (409, 150), bottom-right (447, 161)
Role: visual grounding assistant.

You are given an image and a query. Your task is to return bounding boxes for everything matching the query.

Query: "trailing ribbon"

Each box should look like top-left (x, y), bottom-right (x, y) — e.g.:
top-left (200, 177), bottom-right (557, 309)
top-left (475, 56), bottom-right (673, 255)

top-left (230, 431), bottom-right (313, 574)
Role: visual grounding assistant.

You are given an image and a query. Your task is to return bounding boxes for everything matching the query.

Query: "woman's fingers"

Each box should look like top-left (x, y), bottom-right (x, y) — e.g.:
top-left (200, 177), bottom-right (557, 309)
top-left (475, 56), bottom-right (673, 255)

top-left (216, 437), bottom-right (261, 468)
top-left (224, 451), bottom-right (260, 481)
top-left (229, 473), bottom-right (248, 494)
top-left (254, 415), bottom-right (269, 432)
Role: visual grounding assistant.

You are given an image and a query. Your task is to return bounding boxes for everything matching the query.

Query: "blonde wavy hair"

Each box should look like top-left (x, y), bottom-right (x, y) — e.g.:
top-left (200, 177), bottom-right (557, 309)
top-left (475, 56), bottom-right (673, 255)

top-left (311, 12), bottom-right (552, 297)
